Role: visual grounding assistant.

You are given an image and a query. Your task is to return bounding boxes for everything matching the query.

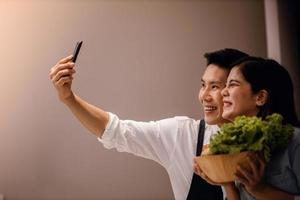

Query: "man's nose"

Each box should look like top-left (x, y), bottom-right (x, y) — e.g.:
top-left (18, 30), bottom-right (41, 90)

top-left (201, 89), bottom-right (212, 101)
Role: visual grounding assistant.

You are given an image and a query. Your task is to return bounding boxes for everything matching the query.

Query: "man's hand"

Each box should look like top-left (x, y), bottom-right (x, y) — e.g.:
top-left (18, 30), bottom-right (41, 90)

top-left (194, 158), bottom-right (241, 200)
top-left (193, 157), bottom-right (222, 185)
top-left (49, 55), bottom-right (76, 103)
top-left (48, 55), bottom-right (109, 136)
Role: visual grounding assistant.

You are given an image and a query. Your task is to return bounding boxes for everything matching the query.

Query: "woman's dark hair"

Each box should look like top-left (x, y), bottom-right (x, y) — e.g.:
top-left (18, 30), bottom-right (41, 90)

top-left (232, 56), bottom-right (300, 127)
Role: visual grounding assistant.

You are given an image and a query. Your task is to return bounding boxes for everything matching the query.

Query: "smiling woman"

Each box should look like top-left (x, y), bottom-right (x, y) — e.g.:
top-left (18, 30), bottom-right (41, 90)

top-left (220, 57), bottom-right (300, 200)
top-left (222, 66), bottom-right (264, 121)
top-left (224, 57), bottom-right (299, 126)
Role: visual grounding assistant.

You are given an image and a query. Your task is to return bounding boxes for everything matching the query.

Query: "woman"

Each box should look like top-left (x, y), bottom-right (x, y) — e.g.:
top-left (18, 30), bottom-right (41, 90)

top-left (195, 57), bottom-right (300, 200)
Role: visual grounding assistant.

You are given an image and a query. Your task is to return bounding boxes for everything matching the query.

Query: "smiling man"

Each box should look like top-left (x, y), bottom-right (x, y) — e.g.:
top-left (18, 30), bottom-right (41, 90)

top-left (188, 49), bottom-right (249, 199)
top-left (200, 64), bottom-right (228, 126)
top-left (49, 48), bottom-right (248, 200)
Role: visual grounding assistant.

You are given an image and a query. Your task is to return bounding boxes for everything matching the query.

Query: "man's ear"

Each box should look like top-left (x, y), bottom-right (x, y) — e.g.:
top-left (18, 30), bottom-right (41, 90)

top-left (256, 90), bottom-right (268, 106)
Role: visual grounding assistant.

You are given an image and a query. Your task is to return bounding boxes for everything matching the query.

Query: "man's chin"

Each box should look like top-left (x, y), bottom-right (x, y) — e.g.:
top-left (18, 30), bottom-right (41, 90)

top-left (204, 117), bottom-right (217, 125)
top-left (204, 117), bottom-right (227, 125)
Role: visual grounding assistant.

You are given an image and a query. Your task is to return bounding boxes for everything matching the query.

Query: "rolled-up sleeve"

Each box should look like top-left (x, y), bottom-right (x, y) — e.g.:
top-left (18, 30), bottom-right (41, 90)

top-left (293, 144), bottom-right (300, 199)
top-left (292, 128), bottom-right (300, 199)
top-left (98, 112), bottom-right (181, 167)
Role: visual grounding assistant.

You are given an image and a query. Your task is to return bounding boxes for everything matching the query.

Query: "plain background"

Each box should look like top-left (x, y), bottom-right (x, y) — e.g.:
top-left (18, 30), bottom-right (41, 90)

top-left (0, 0), bottom-right (298, 199)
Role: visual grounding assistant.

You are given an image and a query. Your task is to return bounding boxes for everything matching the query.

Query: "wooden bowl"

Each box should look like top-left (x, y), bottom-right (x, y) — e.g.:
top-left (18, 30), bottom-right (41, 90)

top-left (195, 151), bottom-right (254, 183)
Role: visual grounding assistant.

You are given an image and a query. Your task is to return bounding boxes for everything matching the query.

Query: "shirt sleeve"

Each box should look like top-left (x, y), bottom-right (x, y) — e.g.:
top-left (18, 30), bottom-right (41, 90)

top-left (292, 128), bottom-right (300, 198)
top-left (98, 112), bottom-right (186, 168)
top-left (293, 145), bottom-right (300, 197)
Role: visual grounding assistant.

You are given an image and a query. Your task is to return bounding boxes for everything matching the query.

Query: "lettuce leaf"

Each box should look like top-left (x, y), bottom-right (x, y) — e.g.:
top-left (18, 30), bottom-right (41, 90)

top-left (209, 113), bottom-right (294, 161)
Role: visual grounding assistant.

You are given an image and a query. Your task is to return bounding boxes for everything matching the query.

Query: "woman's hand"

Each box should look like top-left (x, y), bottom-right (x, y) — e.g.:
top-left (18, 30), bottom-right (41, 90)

top-left (235, 153), bottom-right (266, 195)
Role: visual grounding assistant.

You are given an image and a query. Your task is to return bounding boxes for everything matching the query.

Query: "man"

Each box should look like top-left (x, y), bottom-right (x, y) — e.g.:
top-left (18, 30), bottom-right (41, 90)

top-left (49, 48), bottom-right (248, 200)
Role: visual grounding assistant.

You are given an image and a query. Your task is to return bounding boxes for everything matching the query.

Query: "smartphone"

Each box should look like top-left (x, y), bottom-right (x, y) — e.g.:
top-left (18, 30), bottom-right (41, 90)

top-left (72, 41), bottom-right (83, 63)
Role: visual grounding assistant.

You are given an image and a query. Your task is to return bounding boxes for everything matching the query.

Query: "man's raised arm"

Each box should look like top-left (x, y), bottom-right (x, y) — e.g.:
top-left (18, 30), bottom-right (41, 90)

top-left (49, 55), bottom-right (109, 137)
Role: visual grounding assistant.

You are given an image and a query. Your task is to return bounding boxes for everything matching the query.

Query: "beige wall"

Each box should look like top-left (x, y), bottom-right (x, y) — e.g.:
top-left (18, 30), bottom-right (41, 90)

top-left (0, 0), bottom-right (267, 199)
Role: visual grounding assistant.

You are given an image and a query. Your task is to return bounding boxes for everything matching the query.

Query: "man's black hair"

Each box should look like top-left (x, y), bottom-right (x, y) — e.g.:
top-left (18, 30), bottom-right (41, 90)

top-left (204, 48), bottom-right (249, 70)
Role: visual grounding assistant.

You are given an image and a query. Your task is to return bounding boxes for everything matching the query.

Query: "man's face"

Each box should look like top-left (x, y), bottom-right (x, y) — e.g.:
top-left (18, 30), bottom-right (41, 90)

top-left (198, 64), bottom-right (229, 126)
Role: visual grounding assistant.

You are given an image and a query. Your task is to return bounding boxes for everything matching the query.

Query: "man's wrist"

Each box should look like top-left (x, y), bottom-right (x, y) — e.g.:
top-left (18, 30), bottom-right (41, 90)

top-left (62, 91), bottom-right (75, 105)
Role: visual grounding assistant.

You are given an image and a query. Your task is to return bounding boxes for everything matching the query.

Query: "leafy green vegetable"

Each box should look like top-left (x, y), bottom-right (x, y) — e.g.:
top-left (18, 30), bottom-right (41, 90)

top-left (209, 113), bottom-right (294, 161)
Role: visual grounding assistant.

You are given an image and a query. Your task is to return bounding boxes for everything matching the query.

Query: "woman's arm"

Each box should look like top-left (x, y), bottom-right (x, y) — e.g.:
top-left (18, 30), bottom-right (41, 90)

top-left (245, 184), bottom-right (293, 200)
top-left (223, 183), bottom-right (241, 200)
top-left (236, 153), bottom-right (293, 200)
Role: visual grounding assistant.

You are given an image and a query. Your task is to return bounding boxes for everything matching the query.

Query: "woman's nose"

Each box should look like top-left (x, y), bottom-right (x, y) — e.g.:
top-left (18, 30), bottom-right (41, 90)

top-left (221, 87), bottom-right (229, 97)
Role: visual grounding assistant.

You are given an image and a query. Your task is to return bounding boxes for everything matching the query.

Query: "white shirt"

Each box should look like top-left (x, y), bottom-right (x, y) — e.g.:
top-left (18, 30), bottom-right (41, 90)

top-left (98, 112), bottom-right (220, 200)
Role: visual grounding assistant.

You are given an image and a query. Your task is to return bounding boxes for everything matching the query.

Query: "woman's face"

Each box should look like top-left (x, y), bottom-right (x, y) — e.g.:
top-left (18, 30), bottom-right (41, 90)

top-left (221, 66), bottom-right (260, 121)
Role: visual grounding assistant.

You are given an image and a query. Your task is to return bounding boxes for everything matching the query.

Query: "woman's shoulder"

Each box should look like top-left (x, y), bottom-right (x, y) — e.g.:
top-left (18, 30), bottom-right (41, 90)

top-left (288, 127), bottom-right (300, 152)
top-left (292, 127), bottom-right (300, 140)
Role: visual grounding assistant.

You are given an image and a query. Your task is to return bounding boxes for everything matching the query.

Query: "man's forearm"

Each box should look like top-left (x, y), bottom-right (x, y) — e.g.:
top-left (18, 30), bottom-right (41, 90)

top-left (64, 93), bottom-right (109, 137)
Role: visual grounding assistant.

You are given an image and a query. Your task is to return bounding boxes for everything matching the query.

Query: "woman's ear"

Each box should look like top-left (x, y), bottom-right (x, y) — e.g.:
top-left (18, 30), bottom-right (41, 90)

top-left (256, 90), bottom-right (268, 106)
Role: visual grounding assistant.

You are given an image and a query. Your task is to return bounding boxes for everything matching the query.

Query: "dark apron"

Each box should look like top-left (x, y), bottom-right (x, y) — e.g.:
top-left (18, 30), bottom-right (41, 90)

top-left (186, 120), bottom-right (223, 200)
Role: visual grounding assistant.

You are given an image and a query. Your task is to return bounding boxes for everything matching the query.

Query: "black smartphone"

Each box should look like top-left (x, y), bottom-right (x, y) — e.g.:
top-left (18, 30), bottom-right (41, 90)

top-left (72, 41), bottom-right (83, 63)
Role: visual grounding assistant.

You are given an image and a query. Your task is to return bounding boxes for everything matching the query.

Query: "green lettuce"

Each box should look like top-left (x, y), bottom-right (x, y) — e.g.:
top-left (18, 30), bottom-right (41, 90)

top-left (209, 113), bottom-right (294, 161)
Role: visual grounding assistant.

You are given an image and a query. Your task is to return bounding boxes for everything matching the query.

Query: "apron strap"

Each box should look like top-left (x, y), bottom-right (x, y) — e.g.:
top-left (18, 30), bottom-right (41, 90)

top-left (186, 120), bottom-right (223, 200)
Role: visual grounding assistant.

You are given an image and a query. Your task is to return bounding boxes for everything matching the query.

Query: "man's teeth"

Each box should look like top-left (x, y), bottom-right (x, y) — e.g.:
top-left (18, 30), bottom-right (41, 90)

top-left (205, 106), bottom-right (217, 111)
